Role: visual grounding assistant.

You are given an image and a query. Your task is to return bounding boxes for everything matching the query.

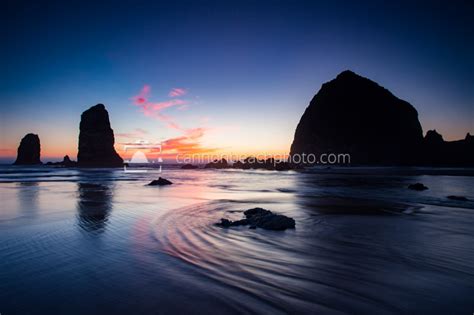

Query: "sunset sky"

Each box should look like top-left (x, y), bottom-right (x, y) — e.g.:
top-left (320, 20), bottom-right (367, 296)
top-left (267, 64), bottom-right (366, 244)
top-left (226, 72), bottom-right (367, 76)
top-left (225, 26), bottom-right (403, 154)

top-left (1, 0), bottom-right (473, 162)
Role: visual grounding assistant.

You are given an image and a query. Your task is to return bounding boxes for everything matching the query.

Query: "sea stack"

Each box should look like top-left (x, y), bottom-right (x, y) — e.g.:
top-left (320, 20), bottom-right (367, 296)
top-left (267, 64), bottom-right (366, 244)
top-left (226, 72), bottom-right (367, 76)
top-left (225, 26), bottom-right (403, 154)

top-left (290, 70), bottom-right (423, 165)
top-left (13, 133), bottom-right (42, 165)
top-left (422, 130), bottom-right (474, 165)
top-left (13, 133), bottom-right (43, 165)
top-left (77, 104), bottom-right (123, 167)
top-left (60, 155), bottom-right (77, 167)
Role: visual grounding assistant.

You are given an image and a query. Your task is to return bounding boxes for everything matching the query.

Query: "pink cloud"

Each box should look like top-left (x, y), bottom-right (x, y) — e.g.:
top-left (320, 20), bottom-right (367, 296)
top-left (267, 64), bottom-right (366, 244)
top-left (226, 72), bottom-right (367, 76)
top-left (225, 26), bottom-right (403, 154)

top-left (169, 88), bottom-right (187, 97)
top-left (156, 127), bottom-right (218, 159)
top-left (150, 99), bottom-right (186, 111)
top-left (139, 99), bottom-right (186, 118)
top-left (131, 85), bottom-right (188, 129)
top-left (128, 85), bottom-right (219, 159)
top-left (132, 85), bottom-right (150, 105)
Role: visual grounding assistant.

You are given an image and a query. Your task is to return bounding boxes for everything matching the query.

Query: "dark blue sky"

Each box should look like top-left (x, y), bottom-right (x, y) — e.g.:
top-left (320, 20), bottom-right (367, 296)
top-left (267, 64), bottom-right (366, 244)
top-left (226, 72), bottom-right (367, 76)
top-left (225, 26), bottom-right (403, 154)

top-left (1, 0), bottom-right (473, 159)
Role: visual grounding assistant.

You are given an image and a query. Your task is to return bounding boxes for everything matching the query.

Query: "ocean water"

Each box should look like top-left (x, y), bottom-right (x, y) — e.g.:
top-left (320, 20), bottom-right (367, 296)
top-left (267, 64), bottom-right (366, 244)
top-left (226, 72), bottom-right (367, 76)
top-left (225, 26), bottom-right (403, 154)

top-left (1, 165), bottom-right (473, 314)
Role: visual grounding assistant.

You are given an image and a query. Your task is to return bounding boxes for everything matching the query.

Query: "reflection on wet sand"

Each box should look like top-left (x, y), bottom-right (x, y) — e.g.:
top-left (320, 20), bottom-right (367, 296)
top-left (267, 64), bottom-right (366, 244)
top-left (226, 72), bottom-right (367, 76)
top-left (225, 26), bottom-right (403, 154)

top-left (76, 182), bottom-right (113, 234)
top-left (1, 166), bottom-right (473, 314)
top-left (18, 181), bottom-right (39, 218)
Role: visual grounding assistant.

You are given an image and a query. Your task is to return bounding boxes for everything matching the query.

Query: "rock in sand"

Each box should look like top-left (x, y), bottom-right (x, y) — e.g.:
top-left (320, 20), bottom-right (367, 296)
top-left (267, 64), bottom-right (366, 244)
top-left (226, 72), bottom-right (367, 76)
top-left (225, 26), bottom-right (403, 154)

top-left (148, 177), bottom-right (173, 186)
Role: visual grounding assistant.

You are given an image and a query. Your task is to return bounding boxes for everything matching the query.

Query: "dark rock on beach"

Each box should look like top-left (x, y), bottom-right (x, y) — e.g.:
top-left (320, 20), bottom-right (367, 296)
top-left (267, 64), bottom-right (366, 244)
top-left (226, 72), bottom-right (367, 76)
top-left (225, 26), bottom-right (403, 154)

top-left (408, 183), bottom-right (428, 191)
top-left (77, 104), bottom-right (123, 167)
top-left (216, 207), bottom-right (295, 231)
top-left (13, 133), bottom-right (42, 165)
top-left (181, 164), bottom-right (199, 169)
top-left (290, 70), bottom-right (423, 165)
top-left (148, 177), bottom-right (173, 186)
top-left (216, 218), bottom-right (249, 228)
top-left (447, 195), bottom-right (468, 201)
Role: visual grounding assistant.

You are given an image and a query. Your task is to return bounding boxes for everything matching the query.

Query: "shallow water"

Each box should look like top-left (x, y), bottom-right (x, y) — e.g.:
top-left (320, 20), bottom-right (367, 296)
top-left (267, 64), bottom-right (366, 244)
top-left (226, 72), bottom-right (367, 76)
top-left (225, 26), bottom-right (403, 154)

top-left (1, 165), bottom-right (473, 314)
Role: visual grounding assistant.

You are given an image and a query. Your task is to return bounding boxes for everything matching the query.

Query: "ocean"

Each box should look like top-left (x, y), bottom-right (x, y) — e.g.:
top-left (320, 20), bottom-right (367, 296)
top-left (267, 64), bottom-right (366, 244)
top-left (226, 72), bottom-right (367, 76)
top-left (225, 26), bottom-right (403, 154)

top-left (1, 165), bottom-right (473, 314)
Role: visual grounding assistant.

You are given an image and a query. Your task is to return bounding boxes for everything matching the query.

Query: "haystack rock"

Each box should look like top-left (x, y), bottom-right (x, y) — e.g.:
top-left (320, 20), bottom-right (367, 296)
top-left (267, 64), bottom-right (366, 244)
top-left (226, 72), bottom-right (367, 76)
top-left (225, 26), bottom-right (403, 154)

top-left (13, 133), bottom-right (42, 165)
top-left (290, 70), bottom-right (423, 165)
top-left (77, 104), bottom-right (123, 167)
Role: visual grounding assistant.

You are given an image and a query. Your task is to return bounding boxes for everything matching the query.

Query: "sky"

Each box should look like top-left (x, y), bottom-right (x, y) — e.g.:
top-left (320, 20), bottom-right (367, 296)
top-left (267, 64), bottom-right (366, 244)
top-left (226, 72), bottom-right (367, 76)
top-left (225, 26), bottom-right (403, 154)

top-left (1, 0), bottom-right (473, 162)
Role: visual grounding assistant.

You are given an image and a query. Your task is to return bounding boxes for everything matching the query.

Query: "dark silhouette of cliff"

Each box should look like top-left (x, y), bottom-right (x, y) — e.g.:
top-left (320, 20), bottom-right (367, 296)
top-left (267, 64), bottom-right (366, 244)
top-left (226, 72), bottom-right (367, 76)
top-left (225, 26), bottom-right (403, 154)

top-left (77, 104), bottom-right (123, 167)
top-left (422, 130), bottom-right (474, 166)
top-left (13, 133), bottom-right (42, 165)
top-left (290, 70), bottom-right (424, 165)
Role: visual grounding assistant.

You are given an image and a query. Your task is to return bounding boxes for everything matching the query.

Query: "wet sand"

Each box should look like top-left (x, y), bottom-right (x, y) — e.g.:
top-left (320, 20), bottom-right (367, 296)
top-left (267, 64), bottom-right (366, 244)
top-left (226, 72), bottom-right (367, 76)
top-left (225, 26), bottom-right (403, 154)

top-left (1, 165), bottom-right (473, 314)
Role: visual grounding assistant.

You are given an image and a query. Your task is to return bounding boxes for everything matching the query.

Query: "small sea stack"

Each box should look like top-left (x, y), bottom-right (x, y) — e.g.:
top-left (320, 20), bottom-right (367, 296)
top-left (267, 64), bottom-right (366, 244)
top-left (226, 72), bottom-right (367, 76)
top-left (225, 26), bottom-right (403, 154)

top-left (46, 155), bottom-right (77, 167)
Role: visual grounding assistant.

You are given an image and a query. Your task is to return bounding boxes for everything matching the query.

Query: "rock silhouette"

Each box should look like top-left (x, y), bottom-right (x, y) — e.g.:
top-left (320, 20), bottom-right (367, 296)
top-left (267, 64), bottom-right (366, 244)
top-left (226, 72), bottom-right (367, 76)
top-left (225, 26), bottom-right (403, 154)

top-left (46, 155), bottom-right (77, 167)
top-left (424, 129), bottom-right (444, 145)
top-left (408, 183), bottom-right (428, 191)
top-left (77, 104), bottom-right (123, 167)
top-left (290, 70), bottom-right (423, 165)
top-left (447, 195), bottom-right (468, 201)
top-left (204, 158), bottom-right (230, 169)
top-left (147, 177), bottom-right (173, 186)
top-left (62, 155), bottom-right (76, 166)
top-left (422, 130), bottom-right (474, 166)
top-left (216, 207), bottom-right (295, 231)
top-left (13, 133), bottom-right (42, 165)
